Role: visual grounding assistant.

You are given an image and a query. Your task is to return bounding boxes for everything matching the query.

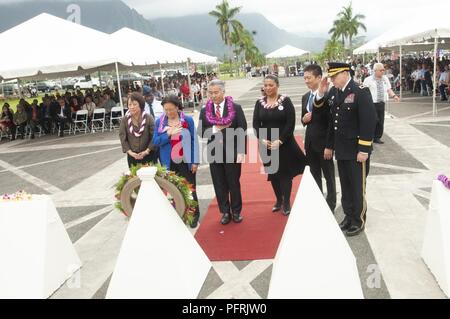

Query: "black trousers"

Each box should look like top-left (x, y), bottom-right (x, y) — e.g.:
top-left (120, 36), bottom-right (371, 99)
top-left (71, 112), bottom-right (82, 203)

top-left (439, 84), bottom-right (448, 100)
top-left (374, 102), bottom-right (385, 139)
top-left (337, 158), bottom-right (370, 228)
top-left (306, 146), bottom-right (336, 211)
top-left (170, 160), bottom-right (199, 215)
top-left (270, 176), bottom-right (293, 211)
top-left (210, 163), bottom-right (242, 215)
top-left (127, 153), bottom-right (154, 168)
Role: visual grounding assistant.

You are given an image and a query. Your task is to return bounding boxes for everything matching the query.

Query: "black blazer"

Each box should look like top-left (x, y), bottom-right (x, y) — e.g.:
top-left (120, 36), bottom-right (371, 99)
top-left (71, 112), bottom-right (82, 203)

top-left (198, 102), bottom-right (247, 164)
top-left (301, 91), bottom-right (333, 153)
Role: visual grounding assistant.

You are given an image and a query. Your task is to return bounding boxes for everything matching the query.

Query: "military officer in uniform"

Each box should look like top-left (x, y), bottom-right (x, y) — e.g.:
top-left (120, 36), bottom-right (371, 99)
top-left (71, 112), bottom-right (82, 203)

top-left (314, 62), bottom-right (376, 237)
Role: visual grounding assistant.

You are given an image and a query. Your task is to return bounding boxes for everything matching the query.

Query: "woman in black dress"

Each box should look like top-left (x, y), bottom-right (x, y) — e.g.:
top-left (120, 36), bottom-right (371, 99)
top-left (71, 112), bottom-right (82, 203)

top-left (253, 75), bottom-right (306, 216)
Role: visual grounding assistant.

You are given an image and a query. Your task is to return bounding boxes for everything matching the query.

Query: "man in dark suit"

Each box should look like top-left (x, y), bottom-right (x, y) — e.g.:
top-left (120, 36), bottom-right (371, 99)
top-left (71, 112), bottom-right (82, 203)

top-left (54, 96), bottom-right (72, 137)
top-left (301, 64), bottom-right (336, 212)
top-left (198, 79), bottom-right (248, 225)
top-left (314, 63), bottom-right (376, 237)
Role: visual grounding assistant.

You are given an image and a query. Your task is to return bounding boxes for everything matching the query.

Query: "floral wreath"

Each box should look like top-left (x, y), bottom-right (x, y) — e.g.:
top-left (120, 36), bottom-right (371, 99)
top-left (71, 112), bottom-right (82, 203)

top-left (260, 95), bottom-right (286, 109)
top-left (157, 112), bottom-right (189, 134)
top-left (438, 175), bottom-right (450, 190)
top-left (205, 96), bottom-right (236, 126)
top-left (114, 163), bottom-right (198, 225)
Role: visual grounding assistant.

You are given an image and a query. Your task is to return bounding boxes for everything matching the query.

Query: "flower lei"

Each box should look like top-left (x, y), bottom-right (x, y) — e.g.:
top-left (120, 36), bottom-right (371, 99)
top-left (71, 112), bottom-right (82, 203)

top-left (205, 96), bottom-right (236, 126)
top-left (438, 175), bottom-right (450, 189)
top-left (1, 191), bottom-right (32, 202)
top-left (114, 163), bottom-right (198, 225)
top-left (260, 95), bottom-right (286, 109)
top-left (158, 112), bottom-right (188, 134)
top-left (126, 110), bottom-right (146, 137)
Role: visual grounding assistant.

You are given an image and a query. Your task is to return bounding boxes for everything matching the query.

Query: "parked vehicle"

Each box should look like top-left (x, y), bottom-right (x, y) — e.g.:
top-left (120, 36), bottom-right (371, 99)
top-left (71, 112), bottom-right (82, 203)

top-left (0, 82), bottom-right (18, 96)
top-left (288, 65), bottom-right (297, 77)
top-left (74, 78), bottom-right (105, 90)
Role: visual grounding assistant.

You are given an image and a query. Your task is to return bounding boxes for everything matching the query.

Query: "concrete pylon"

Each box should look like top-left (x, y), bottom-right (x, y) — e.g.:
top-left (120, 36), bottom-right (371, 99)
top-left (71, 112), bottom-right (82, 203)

top-left (422, 180), bottom-right (450, 297)
top-left (0, 196), bottom-right (82, 299)
top-left (268, 166), bottom-right (364, 299)
top-left (106, 167), bottom-right (211, 299)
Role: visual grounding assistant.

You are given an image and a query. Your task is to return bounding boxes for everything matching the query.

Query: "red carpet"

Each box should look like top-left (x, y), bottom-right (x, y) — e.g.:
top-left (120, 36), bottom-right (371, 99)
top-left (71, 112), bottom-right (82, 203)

top-left (195, 136), bottom-right (304, 261)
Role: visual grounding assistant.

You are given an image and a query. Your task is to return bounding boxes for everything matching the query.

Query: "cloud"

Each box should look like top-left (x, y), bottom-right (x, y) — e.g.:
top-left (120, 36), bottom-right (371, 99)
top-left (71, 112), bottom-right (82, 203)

top-left (1, 0), bottom-right (448, 38)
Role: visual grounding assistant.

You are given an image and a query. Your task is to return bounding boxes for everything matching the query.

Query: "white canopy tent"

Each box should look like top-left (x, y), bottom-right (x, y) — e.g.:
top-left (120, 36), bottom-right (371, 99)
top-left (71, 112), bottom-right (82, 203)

top-left (352, 21), bottom-right (425, 56)
top-left (0, 13), bottom-right (129, 106)
top-left (266, 45), bottom-right (309, 59)
top-left (0, 13), bottom-right (118, 81)
top-left (111, 27), bottom-right (217, 65)
top-left (0, 14), bottom-right (218, 108)
top-left (384, 25), bottom-right (450, 116)
top-left (109, 27), bottom-right (217, 97)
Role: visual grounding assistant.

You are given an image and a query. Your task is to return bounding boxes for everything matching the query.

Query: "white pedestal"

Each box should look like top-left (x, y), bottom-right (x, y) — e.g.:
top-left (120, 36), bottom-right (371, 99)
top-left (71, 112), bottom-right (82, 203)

top-left (422, 180), bottom-right (450, 297)
top-left (268, 167), bottom-right (364, 299)
top-left (0, 195), bottom-right (82, 299)
top-left (106, 167), bottom-right (211, 299)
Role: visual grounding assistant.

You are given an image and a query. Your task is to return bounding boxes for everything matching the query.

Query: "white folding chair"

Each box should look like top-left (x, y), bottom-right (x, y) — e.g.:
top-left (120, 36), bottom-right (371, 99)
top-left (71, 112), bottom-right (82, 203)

top-left (0, 128), bottom-right (12, 141)
top-left (110, 106), bottom-right (124, 131)
top-left (91, 108), bottom-right (106, 133)
top-left (72, 110), bottom-right (89, 134)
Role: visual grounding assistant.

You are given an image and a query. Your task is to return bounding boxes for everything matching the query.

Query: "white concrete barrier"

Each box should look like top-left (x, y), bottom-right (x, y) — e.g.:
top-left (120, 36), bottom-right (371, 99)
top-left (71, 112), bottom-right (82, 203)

top-left (106, 167), bottom-right (211, 299)
top-left (0, 195), bottom-right (82, 299)
top-left (422, 180), bottom-right (450, 297)
top-left (268, 166), bottom-right (364, 299)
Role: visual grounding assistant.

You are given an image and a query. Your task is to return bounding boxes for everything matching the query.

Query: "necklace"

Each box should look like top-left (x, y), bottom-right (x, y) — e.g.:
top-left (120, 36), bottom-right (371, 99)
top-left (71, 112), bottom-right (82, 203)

top-left (260, 95), bottom-right (286, 109)
top-left (205, 96), bottom-right (236, 126)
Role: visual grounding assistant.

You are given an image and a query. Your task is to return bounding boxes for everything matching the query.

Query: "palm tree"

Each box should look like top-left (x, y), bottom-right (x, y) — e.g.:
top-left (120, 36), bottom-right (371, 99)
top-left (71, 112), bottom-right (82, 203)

top-left (209, 0), bottom-right (243, 72)
top-left (329, 19), bottom-right (346, 46)
top-left (328, 2), bottom-right (366, 49)
top-left (231, 27), bottom-right (265, 68)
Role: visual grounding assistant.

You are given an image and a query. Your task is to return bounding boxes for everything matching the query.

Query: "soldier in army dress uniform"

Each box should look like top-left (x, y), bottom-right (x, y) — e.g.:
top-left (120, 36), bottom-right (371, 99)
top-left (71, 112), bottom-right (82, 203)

top-left (314, 62), bottom-right (377, 237)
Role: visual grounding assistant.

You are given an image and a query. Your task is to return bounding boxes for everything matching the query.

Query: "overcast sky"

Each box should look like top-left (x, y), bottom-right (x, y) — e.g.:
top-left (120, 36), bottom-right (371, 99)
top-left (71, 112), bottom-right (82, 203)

top-left (1, 0), bottom-right (448, 38)
top-left (123, 0), bottom-right (448, 38)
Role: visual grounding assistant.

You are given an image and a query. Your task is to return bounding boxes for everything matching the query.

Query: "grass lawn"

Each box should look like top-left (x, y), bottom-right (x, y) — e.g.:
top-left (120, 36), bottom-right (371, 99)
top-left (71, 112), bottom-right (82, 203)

top-left (1, 96), bottom-right (44, 113)
top-left (219, 73), bottom-right (246, 81)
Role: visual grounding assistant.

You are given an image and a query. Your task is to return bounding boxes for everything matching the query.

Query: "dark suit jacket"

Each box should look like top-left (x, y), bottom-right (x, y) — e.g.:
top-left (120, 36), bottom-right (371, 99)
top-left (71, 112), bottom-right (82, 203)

top-left (198, 101), bottom-right (247, 164)
top-left (52, 103), bottom-right (72, 121)
top-left (301, 91), bottom-right (333, 153)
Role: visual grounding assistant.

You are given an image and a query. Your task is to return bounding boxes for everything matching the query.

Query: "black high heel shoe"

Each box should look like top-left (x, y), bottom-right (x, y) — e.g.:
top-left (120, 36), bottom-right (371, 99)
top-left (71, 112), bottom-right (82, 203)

top-left (272, 202), bottom-right (282, 213)
top-left (282, 205), bottom-right (291, 216)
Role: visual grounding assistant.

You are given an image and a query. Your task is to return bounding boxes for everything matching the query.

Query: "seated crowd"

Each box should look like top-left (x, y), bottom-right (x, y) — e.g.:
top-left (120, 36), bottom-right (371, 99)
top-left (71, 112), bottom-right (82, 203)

top-left (0, 71), bottom-right (218, 142)
top-left (351, 56), bottom-right (450, 100)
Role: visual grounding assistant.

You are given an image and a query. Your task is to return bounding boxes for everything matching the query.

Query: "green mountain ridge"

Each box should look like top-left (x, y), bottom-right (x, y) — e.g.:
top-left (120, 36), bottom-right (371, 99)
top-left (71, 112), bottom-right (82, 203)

top-left (0, 0), bottom-right (326, 59)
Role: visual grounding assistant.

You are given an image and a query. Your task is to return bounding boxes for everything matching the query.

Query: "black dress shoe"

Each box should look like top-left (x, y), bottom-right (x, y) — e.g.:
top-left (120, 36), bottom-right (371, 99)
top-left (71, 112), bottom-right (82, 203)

top-left (339, 219), bottom-right (351, 231)
top-left (282, 208), bottom-right (291, 216)
top-left (232, 213), bottom-right (243, 223)
top-left (345, 225), bottom-right (365, 237)
top-left (373, 139), bottom-right (384, 144)
top-left (272, 203), bottom-right (282, 213)
top-left (221, 213), bottom-right (231, 225)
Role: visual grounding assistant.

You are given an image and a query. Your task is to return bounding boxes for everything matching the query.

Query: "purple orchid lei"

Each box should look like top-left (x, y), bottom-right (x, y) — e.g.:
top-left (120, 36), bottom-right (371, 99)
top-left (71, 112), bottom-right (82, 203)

top-left (438, 175), bottom-right (450, 189)
top-left (205, 96), bottom-right (236, 126)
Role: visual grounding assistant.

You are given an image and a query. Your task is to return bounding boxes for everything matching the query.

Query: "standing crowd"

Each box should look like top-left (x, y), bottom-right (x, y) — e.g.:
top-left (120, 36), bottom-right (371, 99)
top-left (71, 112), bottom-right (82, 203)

top-left (119, 61), bottom-right (392, 238)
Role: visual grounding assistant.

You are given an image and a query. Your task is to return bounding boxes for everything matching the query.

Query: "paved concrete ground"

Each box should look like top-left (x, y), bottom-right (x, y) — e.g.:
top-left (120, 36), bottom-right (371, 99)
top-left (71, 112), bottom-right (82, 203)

top-left (0, 76), bottom-right (448, 299)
